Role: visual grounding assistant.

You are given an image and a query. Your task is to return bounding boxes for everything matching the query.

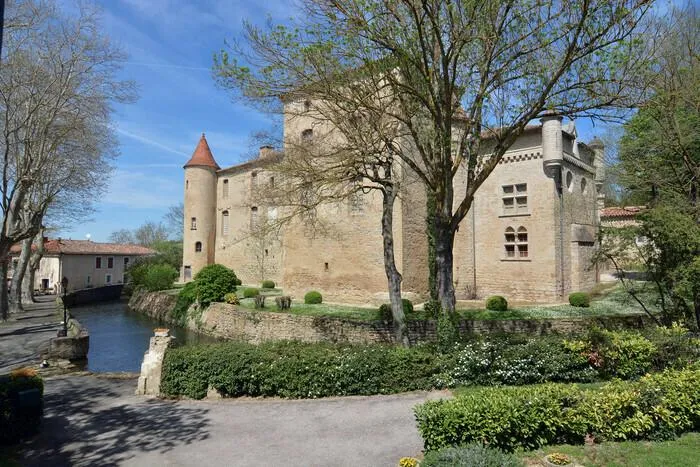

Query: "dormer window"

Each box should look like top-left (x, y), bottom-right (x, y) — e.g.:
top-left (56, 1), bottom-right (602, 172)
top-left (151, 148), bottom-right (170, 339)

top-left (301, 129), bottom-right (313, 141)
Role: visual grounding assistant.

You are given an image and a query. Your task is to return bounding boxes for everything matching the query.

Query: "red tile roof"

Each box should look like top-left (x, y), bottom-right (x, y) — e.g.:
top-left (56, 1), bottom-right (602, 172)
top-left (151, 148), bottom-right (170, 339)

top-left (10, 239), bottom-right (156, 256)
top-left (600, 206), bottom-right (646, 218)
top-left (184, 133), bottom-right (220, 170)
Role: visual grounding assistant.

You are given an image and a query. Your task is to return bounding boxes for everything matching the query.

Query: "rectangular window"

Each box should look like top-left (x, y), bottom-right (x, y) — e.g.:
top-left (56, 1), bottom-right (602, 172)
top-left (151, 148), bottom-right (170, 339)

top-left (222, 211), bottom-right (229, 236)
top-left (191, 217), bottom-right (197, 230)
top-left (223, 179), bottom-right (229, 198)
top-left (518, 244), bottom-right (528, 258)
top-left (96, 257), bottom-right (102, 269)
top-left (502, 183), bottom-right (527, 214)
top-left (124, 257), bottom-right (129, 268)
top-left (505, 245), bottom-right (516, 257)
top-left (86, 275), bottom-right (91, 286)
top-left (250, 207), bottom-right (259, 230)
top-left (107, 257), bottom-right (114, 269)
top-left (105, 274), bottom-right (112, 284)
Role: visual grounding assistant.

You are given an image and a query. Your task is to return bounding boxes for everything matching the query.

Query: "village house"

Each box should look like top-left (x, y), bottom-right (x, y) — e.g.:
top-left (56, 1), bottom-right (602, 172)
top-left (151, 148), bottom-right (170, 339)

top-left (9, 239), bottom-right (154, 294)
top-left (182, 108), bottom-right (606, 304)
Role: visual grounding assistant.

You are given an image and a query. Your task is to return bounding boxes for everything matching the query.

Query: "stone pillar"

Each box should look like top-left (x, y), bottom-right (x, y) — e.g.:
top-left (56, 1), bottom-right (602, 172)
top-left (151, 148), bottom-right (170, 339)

top-left (136, 329), bottom-right (174, 396)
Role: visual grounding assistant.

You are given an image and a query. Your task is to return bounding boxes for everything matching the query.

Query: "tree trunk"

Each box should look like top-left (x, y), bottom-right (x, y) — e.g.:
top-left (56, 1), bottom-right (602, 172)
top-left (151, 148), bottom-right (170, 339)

top-left (434, 219), bottom-right (457, 313)
top-left (381, 187), bottom-right (408, 346)
top-left (9, 238), bottom-right (31, 313)
top-left (24, 232), bottom-right (44, 303)
top-left (0, 242), bottom-right (10, 320)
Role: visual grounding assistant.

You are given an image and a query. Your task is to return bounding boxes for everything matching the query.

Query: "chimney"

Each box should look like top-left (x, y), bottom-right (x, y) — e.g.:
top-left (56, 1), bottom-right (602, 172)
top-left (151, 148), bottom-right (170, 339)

top-left (259, 145), bottom-right (275, 160)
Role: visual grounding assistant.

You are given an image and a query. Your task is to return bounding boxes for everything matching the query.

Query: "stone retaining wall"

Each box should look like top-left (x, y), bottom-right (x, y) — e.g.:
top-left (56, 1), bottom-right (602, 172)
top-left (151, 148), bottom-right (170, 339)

top-left (46, 299), bottom-right (89, 361)
top-left (63, 284), bottom-right (124, 307)
top-left (128, 290), bottom-right (653, 345)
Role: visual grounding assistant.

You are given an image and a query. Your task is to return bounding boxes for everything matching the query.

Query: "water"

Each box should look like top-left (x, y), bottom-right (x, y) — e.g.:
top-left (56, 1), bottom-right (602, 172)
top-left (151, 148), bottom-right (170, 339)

top-left (69, 300), bottom-right (217, 373)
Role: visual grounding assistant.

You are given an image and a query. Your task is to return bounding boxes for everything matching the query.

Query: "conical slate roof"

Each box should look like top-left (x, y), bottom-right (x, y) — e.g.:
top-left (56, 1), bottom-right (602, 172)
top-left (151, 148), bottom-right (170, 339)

top-left (184, 133), bottom-right (220, 170)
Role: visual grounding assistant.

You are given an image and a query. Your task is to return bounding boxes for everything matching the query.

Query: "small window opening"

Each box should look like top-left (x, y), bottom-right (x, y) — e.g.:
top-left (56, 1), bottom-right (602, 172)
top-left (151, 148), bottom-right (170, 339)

top-left (191, 217), bottom-right (197, 230)
top-left (324, 262), bottom-right (329, 271)
top-left (195, 241), bottom-right (202, 252)
top-left (301, 129), bottom-right (313, 141)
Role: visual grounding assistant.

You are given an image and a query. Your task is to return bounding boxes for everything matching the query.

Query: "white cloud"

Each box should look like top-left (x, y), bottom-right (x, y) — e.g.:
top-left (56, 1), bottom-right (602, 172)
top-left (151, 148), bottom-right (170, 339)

top-left (114, 125), bottom-right (190, 158)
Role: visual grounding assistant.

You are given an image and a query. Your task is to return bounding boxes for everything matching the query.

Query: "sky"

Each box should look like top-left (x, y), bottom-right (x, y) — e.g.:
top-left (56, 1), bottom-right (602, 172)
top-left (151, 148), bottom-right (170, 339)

top-left (57, 0), bottom-right (296, 242)
top-left (55, 0), bottom-right (611, 242)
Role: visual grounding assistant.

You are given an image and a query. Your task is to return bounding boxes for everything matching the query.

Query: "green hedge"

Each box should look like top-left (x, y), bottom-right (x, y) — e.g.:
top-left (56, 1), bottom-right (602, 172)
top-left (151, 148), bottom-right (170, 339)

top-left (243, 287), bottom-right (259, 298)
top-left (261, 280), bottom-right (275, 289)
top-left (0, 371), bottom-right (44, 444)
top-left (304, 291), bottom-right (322, 304)
top-left (415, 367), bottom-right (700, 453)
top-left (485, 296), bottom-right (507, 311)
top-left (142, 264), bottom-right (179, 291)
top-left (160, 341), bottom-right (442, 399)
top-left (568, 292), bottom-right (591, 307)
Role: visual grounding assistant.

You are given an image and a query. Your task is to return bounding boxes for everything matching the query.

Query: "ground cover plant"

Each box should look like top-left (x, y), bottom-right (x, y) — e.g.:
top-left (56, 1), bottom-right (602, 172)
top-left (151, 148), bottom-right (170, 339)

top-left (414, 367), bottom-right (700, 453)
top-left (421, 443), bottom-right (522, 467)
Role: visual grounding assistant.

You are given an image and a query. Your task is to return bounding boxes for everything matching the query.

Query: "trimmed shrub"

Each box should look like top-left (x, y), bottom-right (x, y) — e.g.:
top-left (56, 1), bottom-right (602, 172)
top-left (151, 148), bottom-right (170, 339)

top-left (304, 291), bottom-right (322, 304)
top-left (586, 328), bottom-right (657, 379)
top-left (261, 280), bottom-right (275, 289)
top-left (224, 292), bottom-right (240, 305)
top-left (275, 296), bottom-right (292, 310)
top-left (643, 324), bottom-right (700, 370)
top-left (485, 295), bottom-right (507, 311)
top-left (421, 443), bottom-right (522, 467)
top-left (160, 341), bottom-right (443, 400)
top-left (415, 367), bottom-right (700, 453)
top-left (193, 264), bottom-right (239, 305)
top-left (568, 292), bottom-right (591, 307)
top-left (0, 370), bottom-right (44, 444)
top-left (142, 264), bottom-right (179, 292)
top-left (243, 287), bottom-right (259, 298)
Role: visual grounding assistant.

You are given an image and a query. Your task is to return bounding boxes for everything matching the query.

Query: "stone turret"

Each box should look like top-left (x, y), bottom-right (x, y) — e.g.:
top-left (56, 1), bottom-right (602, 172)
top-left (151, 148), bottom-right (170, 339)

top-left (589, 137), bottom-right (606, 215)
top-left (182, 134), bottom-right (219, 281)
top-left (540, 112), bottom-right (564, 178)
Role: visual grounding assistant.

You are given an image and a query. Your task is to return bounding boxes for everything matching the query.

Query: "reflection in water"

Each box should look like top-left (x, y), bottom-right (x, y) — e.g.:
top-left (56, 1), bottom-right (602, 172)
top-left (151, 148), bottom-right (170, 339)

top-left (69, 300), bottom-right (217, 373)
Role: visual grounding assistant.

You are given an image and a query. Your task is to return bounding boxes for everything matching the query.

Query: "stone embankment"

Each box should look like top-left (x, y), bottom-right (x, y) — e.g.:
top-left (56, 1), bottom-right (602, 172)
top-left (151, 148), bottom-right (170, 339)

top-left (129, 289), bottom-right (653, 345)
top-left (45, 298), bottom-right (89, 363)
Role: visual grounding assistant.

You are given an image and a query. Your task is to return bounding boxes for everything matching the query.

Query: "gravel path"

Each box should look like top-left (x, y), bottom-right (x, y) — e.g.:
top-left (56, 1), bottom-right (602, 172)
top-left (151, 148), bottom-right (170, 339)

top-left (19, 374), bottom-right (448, 467)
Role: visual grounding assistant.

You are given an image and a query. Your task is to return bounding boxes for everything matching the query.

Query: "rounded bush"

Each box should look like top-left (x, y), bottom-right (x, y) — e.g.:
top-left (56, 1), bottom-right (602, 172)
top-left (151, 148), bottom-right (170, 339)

top-left (569, 292), bottom-right (591, 308)
top-left (485, 295), bottom-right (508, 311)
top-left (261, 280), bottom-right (275, 289)
top-left (224, 292), bottom-right (240, 305)
top-left (304, 291), bottom-right (323, 304)
top-left (243, 287), bottom-right (260, 298)
top-left (193, 264), bottom-right (239, 305)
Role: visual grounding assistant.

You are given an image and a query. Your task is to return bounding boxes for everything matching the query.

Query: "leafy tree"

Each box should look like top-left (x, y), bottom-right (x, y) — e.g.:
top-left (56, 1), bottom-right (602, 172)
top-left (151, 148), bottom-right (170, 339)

top-left (216, 0), bottom-right (655, 313)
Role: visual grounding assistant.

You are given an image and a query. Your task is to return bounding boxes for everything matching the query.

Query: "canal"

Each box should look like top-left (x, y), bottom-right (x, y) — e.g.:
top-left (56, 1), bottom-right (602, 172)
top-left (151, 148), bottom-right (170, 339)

top-left (69, 300), bottom-right (217, 373)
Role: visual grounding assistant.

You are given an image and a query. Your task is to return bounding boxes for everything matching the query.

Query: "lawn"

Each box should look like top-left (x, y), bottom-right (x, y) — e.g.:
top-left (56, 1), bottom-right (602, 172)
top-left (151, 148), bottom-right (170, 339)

top-left (520, 432), bottom-right (700, 467)
top-left (236, 296), bottom-right (382, 321)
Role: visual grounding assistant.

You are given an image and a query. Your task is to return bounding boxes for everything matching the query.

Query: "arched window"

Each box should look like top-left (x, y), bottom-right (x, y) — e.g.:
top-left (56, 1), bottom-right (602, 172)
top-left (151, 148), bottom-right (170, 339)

top-left (517, 227), bottom-right (528, 258)
top-left (505, 226), bottom-right (529, 258)
top-left (504, 227), bottom-right (516, 257)
top-left (566, 171), bottom-right (573, 192)
top-left (195, 241), bottom-right (202, 252)
top-left (222, 211), bottom-right (229, 236)
top-left (301, 128), bottom-right (313, 141)
top-left (223, 179), bottom-right (229, 198)
top-left (186, 180), bottom-right (189, 190)
top-left (580, 177), bottom-right (587, 194)
top-left (251, 171), bottom-right (258, 190)
top-left (190, 217), bottom-right (197, 230)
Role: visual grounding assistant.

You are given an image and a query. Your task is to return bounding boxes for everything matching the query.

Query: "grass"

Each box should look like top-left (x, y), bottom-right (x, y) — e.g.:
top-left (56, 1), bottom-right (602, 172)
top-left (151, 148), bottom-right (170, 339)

top-left (456, 283), bottom-right (659, 320)
top-left (236, 297), bottom-right (382, 321)
top-left (520, 432), bottom-right (700, 467)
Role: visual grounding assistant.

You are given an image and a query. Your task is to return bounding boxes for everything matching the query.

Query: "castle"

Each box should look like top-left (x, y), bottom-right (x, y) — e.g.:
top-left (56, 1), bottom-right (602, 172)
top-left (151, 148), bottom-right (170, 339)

top-left (181, 106), bottom-right (605, 305)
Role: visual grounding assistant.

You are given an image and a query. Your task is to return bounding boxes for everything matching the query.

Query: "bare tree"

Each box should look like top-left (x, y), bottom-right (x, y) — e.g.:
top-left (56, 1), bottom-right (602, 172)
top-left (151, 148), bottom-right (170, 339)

top-left (133, 222), bottom-right (168, 247)
top-left (163, 203), bottom-right (184, 240)
top-left (0, 0), bottom-right (135, 318)
top-left (216, 0), bottom-right (656, 313)
top-left (109, 229), bottom-right (136, 244)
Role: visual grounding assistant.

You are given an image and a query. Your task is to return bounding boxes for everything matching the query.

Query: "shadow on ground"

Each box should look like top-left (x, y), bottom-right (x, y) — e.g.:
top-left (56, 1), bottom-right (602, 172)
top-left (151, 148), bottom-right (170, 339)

top-left (19, 376), bottom-right (210, 466)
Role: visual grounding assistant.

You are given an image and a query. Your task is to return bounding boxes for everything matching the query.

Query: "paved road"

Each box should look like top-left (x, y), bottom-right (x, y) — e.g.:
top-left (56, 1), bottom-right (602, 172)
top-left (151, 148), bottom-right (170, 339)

top-left (19, 374), bottom-right (447, 467)
top-left (0, 296), bottom-right (61, 373)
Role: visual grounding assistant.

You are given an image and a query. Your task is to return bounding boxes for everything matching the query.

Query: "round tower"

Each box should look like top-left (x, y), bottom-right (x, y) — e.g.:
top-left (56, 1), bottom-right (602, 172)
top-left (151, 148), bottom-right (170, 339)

top-left (182, 133), bottom-right (219, 281)
top-left (540, 111), bottom-right (563, 178)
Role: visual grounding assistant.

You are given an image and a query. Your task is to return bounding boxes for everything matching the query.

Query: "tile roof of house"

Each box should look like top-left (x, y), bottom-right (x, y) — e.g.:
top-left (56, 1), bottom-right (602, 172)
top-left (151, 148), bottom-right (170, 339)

top-left (600, 206), bottom-right (646, 218)
top-left (184, 133), bottom-right (220, 170)
top-left (10, 239), bottom-right (156, 256)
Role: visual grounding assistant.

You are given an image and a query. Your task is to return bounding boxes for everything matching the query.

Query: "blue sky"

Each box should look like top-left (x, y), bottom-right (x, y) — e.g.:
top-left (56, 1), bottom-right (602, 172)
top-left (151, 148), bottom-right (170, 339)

top-left (56, 0), bottom-right (610, 242)
top-left (57, 0), bottom-right (295, 242)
